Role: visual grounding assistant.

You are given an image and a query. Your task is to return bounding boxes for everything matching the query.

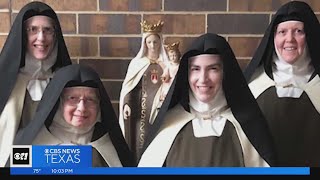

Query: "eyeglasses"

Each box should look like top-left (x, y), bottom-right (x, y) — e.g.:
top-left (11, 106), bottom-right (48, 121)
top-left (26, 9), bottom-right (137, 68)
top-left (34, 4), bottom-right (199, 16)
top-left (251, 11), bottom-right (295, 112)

top-left (26, 26), bottom-right (55, 35)
top-left (62, 96), bottom-right (99, 108)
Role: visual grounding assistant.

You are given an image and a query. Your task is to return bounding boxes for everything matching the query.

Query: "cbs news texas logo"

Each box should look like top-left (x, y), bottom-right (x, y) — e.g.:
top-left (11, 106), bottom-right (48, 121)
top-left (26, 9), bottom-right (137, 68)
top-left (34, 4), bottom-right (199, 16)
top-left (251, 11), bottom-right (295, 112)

top-left (10, 145), bottom-right (32, 167)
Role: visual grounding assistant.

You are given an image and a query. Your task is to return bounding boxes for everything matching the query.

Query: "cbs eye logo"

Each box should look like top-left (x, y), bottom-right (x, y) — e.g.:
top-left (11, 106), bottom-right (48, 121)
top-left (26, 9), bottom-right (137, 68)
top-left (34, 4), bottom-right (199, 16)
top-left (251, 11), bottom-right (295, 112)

top-left (10, 145), bottom-right (32, 167)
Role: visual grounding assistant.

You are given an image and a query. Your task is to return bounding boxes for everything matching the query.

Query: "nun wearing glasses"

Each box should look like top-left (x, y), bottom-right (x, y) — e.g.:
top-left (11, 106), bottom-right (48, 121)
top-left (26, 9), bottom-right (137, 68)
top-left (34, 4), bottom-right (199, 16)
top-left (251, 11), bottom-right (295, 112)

top-left (0, 1), bottom-right (71, 167)
top-left (13, 64), bottom-right (134, 167)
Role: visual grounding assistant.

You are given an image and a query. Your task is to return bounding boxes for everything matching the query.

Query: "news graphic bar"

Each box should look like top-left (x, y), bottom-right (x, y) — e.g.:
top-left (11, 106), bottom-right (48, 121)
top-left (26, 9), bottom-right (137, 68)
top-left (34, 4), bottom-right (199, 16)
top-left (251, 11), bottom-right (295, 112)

top-left (10, 145), bottom-right (92, 168)
top-left (10, 167), bottom-right (310, 175)
top-left (9, 145), bottom-right (310, 175)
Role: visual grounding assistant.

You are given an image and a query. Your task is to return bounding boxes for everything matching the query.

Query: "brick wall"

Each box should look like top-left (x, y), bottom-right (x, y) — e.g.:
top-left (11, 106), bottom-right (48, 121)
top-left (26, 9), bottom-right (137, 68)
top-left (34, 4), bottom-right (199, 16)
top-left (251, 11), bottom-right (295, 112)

top-left (0, 0), bottom-right (319, 115)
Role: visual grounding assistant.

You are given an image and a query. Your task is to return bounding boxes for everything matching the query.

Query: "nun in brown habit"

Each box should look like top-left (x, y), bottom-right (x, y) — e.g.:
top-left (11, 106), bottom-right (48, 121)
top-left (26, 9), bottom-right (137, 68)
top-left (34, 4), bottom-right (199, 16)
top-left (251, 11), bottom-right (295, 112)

top-left (244, 1), bottom-right (320, 167)
top-left (0, 1), bottom-right (71, 167)
top-left (13, 64), bottom-right (134, 167)
top-left (138, 33), bottom-right (275, 167)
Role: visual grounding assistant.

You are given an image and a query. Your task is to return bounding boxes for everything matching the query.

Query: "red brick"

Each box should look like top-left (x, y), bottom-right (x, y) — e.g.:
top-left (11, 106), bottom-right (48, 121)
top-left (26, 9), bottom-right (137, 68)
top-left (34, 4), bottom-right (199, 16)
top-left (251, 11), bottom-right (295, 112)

top-left (100, 37), bottom-right (140, 57)
top-left (0, 12), bottom-right (11, 33)
top-left (65, 37), bottom-right (98, 57)
top-left (208, 14), bottom-right (269, 34)
top-left (229, 0), bottom-right (290, 11)
top-left (0, 0), bottom-right (9, 9)
top-left (79, 14), bottom-right (140, 34)
top-left (57, 14), bottom-right (76, 34)
top-left (229, 37), bottom-right (262, 57)
top-left (41, 0), bottom-right (97, 11)
top-left (11, 0), bottom-right (31, 10)
top-left (80, 59), bottom-right (130, 79)
top-left (164, 0), bottom-right (226, 11)
top-left (100, 0), bottom-right (161, 11)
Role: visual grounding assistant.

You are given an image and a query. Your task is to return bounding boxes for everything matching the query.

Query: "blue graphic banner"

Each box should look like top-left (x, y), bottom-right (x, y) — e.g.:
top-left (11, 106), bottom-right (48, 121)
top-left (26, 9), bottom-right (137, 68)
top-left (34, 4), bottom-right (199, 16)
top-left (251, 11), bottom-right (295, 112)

top-left (10, 145), bottom-right (310, 175)
top-left (31, 145), bottom-right (92, 168)
top-left (11, 167), bottom-right (310, 175)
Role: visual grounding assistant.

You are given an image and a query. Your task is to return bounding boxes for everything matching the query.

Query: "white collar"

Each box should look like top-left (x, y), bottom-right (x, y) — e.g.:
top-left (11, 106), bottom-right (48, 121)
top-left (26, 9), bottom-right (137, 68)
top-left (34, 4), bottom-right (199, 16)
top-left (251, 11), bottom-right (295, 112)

top-left (20, 42), bottom-right (58, 101)
top-left (272, 45), bottom-right (314, 98)
top-left (189, 88), bottom-right (228, 137)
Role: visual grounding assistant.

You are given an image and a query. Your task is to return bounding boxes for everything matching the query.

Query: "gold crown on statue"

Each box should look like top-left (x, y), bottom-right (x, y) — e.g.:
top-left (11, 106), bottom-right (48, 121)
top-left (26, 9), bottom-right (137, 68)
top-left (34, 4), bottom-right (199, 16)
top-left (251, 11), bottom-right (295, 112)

top-left (165, 41), bottom-right (180, 52)
top-left (141, 20), bottom-right (164, 33)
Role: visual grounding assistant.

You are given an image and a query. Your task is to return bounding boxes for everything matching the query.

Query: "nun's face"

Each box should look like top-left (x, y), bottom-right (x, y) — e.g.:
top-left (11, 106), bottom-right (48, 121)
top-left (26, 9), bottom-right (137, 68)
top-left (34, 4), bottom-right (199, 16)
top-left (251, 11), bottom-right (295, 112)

top-left (188, 54), bottom-right (223, 103)
top-left (25, 15), bottom-right (56, 60)
top-left (274, 20), bottom-right (306, 64)
top-left (61, 87), bottom-right (100, 128)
